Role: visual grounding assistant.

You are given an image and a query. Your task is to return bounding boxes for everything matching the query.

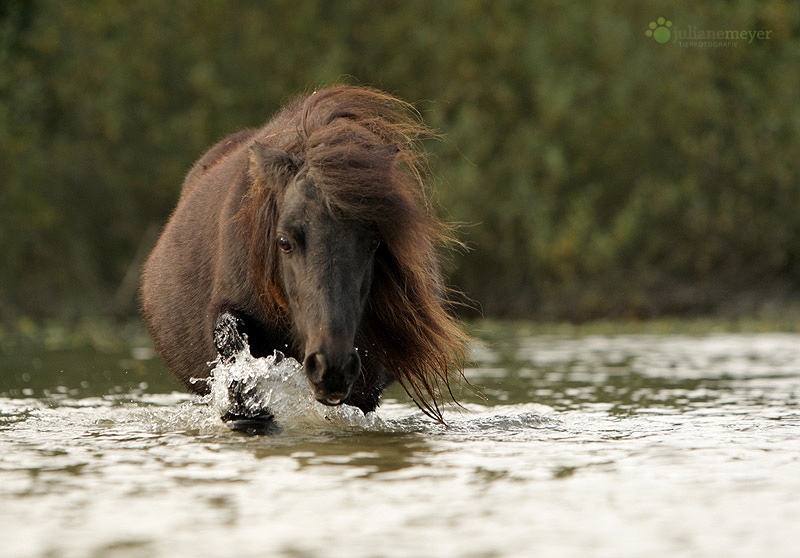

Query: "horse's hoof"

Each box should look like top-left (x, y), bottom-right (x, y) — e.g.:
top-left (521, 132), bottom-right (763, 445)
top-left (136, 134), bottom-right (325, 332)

top-left (221, 412), bottom-right (278, 435)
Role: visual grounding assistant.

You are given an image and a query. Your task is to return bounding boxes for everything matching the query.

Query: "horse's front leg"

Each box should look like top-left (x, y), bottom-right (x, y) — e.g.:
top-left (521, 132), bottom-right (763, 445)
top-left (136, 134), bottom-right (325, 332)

top-left (213, 310), bottom-right (248, 362)
top-left (213, 311), bottom-right (277, 434)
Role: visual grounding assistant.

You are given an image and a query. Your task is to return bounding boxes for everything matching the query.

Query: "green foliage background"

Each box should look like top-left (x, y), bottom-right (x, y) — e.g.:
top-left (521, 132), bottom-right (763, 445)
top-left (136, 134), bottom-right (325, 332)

top-left (1, 0), bottom-right (799, 321)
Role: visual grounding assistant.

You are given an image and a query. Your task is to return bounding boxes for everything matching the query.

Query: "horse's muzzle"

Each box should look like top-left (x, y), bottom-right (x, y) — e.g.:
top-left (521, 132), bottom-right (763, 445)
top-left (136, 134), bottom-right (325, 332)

top-left (303, 348), bottom-right (361, 406)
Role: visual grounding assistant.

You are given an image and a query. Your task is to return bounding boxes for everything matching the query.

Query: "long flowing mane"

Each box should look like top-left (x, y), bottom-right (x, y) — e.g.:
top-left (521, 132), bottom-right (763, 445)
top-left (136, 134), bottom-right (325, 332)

top-left (238, 86), bottom-right (469, 422)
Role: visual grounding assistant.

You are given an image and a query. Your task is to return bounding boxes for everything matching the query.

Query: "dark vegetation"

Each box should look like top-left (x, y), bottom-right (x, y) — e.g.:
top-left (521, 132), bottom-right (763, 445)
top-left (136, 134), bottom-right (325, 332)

top-left (2, 0), bottom-right (799, 324)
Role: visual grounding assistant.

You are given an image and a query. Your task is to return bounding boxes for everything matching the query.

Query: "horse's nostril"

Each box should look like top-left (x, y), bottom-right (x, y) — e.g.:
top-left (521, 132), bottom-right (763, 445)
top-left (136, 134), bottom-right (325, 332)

top-left (347, 350), bottom-right (361, 378)
top-left (303, 352), bottom-right (326, 383)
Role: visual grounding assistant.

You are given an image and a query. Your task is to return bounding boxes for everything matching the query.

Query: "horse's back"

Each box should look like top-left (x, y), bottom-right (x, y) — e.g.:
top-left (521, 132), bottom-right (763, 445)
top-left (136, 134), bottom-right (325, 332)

top-left (181, 128), bottom-right (256, 197)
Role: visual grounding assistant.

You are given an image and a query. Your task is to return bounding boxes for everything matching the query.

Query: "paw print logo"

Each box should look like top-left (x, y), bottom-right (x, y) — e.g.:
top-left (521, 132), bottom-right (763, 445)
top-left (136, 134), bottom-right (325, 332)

top-left (646, 17), bottom-right (672, 43)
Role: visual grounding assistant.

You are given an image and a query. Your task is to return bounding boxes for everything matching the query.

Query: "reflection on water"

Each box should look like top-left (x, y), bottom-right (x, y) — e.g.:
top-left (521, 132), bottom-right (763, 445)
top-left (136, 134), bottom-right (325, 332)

top-left (2, 330), bottom-right (800, 557)
top-left (471, 333), bottom-right (800, 416)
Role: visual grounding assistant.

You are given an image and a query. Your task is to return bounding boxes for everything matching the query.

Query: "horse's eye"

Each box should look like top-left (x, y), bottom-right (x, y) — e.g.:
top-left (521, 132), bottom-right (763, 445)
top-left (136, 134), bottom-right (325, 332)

top-left (370, 238), bottom-right (381, 252)
top-left (277, 236), bottom-right (293, 253)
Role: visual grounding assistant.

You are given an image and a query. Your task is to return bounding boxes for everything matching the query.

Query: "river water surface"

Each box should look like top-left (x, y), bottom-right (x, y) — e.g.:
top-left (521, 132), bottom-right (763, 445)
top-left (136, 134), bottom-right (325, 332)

top-left (2, 326), bottom-right (799, 557)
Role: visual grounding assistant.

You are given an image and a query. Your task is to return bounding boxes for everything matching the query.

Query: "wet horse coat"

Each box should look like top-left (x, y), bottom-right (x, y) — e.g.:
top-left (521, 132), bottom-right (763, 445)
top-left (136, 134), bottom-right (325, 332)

top-left (141, 86), bottom-right (467, 421)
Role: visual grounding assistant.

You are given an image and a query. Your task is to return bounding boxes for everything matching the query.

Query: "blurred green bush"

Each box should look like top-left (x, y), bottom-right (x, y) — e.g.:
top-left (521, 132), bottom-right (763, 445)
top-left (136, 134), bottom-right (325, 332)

top-left (1, 0), bottom-right (798, 321)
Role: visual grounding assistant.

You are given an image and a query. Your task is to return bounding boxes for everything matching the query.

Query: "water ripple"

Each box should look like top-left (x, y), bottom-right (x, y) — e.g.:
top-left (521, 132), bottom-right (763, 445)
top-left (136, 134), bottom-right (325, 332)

top-left (2, 332), bottom-right (800, 557)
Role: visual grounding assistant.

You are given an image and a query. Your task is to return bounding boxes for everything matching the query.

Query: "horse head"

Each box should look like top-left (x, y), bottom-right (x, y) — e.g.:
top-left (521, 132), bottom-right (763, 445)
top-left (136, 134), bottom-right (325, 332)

top-left (249, 143), bottom-right (383, 405)
top-left (237, 87), bottom-right (468, 422)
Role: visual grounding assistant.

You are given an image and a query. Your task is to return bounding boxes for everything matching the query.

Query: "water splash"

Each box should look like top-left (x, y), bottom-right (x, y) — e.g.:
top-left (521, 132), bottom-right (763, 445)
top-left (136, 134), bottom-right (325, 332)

top-left (206, 349), bottom-right (384, 432)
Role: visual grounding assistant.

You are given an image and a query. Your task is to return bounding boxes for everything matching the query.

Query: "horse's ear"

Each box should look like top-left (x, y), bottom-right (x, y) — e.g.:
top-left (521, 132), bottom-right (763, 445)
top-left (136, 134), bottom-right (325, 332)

top-left (249, 142), bottom-right (302, 184)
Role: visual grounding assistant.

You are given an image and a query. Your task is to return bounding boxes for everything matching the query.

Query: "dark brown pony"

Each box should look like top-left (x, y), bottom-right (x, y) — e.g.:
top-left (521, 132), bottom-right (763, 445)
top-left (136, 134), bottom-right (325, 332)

top-left (141, 86), bottom-right (467, 422)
